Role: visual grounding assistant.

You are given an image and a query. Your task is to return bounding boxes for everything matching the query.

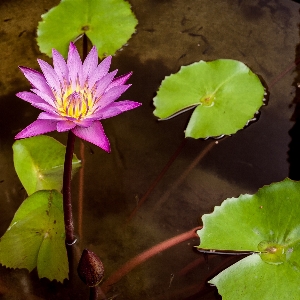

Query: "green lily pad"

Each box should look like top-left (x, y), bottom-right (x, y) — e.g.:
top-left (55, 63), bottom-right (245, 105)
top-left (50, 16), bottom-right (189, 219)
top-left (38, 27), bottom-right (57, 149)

top-left (0, 190), bottom-right (68, 282)
top-left (197, 178), bottom-right (300, 299)
top-left (153, 59), bottom-right (265, 139)
top-left (37, 0), bottom-right (138, 58)
top-left (13, 135), bottom-right (81, 196)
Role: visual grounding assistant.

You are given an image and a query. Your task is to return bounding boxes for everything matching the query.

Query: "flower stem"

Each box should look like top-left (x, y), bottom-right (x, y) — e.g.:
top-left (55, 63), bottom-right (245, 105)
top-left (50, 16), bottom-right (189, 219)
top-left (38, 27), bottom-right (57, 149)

top-left (89, 287), bottom-right (98, 300)
top-left (63, 130), bottom-right (76, 245)
top-left (78, 33), bottom-right (88, 246)
top-left (101, 226), bottom-right (202, 293)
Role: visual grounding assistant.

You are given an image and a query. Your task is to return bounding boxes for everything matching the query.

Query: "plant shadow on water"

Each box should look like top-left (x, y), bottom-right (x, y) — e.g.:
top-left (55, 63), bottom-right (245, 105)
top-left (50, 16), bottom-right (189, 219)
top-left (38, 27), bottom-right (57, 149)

top-left (0, 0), bottom-right (300, 299)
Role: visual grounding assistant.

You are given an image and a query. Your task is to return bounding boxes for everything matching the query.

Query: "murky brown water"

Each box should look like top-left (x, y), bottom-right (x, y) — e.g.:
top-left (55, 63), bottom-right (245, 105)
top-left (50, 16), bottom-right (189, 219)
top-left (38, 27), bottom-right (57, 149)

top-left (0, 0), bottom-right (299, 299)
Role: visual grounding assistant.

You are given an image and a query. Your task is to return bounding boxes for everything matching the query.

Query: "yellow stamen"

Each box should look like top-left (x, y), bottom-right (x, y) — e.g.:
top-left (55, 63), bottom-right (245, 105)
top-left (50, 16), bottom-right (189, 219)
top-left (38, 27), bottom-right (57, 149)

top-left (54, 82), bottom-right (95, 119)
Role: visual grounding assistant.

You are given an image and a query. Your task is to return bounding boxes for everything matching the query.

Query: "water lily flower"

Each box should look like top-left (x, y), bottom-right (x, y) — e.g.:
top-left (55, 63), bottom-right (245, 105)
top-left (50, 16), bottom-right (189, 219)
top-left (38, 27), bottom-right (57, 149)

top-left (15, 42), bottom-right (141, 152)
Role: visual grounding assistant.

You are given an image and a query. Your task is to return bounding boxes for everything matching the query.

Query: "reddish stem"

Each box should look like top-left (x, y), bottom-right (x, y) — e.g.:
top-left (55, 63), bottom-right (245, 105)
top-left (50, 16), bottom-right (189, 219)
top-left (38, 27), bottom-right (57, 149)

top-left (101, 226), bottom-right (202, 293)
top-left (89, 286), bottom-right (98, 300)
top-left (78, 34), bottom-right (88, 246)
top-left (63, 131), bottom-right (76, 245)
top-left (176, 256), bottom-right (209, 277)
top-left (127, 139), bottom-right (187, 221)
top-left (78, 141), bottom-right (85, 246)
top-left (268, 57), bottom-right (300, 88)
top-left (152, 140), bottom-right (217, 212)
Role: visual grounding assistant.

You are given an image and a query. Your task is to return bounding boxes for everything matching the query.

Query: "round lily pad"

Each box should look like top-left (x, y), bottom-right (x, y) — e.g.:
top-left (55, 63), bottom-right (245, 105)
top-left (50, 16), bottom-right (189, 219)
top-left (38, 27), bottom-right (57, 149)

top-left (153, 59), bottom-right (265, 139)
top-left (37, 0), bottom-right (138, 58)
top-left (197, 178), bottom-right (300, 299)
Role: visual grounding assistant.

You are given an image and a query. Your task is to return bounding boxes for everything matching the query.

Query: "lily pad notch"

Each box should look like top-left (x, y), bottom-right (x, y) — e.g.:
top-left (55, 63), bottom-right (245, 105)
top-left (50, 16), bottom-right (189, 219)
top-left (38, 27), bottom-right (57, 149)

top-left (153, 59), bottom-right (266, 139)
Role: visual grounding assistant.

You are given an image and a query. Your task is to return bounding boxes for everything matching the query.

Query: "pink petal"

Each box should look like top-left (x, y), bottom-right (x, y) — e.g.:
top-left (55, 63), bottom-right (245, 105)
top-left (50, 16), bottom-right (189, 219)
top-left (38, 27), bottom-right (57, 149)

top-left (88, 56), bottom-right (112, 89)
top-left (57, 120), bottom-right (76, 132)
top-left (109, 72), bottom-right (132, 88)
top-left (102, 101), bottom-right (142, 119)
top-left (17, 91), bottom-right (56, 113)
top-left (32, 102), bottom-right (58, 114)
top-left (38, 112), bottom-right (65, 120)
top-left (73, 118), bottom-right (94, 127)
top-left (31, 88), bottom-right (55, 106)
top-left (15, 119), bottom-right (57, 139)
top-left (16, 91), bottom-right (44, 104)
top-left (38, 59), bottom-right (61, 92)
top-left (96, 85), bottom-right (131, 110)
top-left (83, 46), bottom-right (98, 82)
top-left (19, 67), bottom-right (53, 97)
top-left (52, 49), bottom-right (69, 85)
top-left (72, 121), bottom-right (110, 152)
top-left (94, 70), bottom-right (118, 98)
top-left (67, 42), bottom-right (83, 88)
top-left (91, 100), bottom-right (142, 120)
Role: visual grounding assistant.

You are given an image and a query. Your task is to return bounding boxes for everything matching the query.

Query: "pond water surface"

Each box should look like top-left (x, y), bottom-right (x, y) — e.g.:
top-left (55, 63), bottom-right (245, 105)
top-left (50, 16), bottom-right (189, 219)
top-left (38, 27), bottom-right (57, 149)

top-left (0, 0), bottom-right (300, 299)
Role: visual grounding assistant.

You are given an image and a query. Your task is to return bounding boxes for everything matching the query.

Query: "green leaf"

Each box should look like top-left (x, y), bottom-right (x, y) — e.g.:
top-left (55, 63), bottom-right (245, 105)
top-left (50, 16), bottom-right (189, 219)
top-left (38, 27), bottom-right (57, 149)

top-left (209, 254), bottom-right (300, 300)
top-left (37, 0), bottom-right (138, 58)
top-left (13, 135), bottom-right (80, 196)
top-left (0, 190), bottom-right (68, 282)
top-left (153, 59), bottom-right (265, 139)
top-left (197, 178), bottom-right (300, 299)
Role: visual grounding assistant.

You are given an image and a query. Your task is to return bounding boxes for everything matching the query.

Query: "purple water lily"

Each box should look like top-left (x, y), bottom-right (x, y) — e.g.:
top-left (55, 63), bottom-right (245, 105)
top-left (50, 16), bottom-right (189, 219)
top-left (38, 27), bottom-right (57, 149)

top-left (15, 42), bottom-right (141, 152)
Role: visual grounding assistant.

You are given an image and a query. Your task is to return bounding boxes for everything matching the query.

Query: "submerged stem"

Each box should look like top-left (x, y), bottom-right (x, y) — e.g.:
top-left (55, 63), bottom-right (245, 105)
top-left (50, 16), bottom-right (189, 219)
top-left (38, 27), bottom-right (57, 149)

top-left (101, 226), bottom-right (202, 293)
top-left (63, 130), bottom-right (76, 245)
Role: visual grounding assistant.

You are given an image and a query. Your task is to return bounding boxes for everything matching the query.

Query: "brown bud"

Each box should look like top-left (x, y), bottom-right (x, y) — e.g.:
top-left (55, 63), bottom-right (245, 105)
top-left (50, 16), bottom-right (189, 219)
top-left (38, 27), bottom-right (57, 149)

top-left (77, 249), bottom-right (104, 287)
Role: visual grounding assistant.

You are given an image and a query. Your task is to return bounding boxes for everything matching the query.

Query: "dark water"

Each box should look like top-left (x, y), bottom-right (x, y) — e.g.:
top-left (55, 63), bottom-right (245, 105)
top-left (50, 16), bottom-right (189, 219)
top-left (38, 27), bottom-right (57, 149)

top-left (0, 0), bottom-right (299, 299)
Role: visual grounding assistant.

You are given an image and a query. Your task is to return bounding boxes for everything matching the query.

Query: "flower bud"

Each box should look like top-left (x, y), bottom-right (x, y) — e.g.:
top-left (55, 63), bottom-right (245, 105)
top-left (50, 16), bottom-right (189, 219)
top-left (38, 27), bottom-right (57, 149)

top-left (77, 249), bottom-right (104, 287)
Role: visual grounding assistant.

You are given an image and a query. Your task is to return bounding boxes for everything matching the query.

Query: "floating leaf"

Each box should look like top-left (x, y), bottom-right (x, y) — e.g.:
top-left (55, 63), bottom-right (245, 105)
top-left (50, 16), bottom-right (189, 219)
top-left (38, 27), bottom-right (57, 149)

top-left (13, 135), bottom-right (80, 196)
top-left (153, 59), bottom-right (265, 139)
top-left (37, 0), bottom-right (138, 58)
top-left (197, 179), bottom-right (300, 299)
top-left (0, 190), bottom-right (68, 282)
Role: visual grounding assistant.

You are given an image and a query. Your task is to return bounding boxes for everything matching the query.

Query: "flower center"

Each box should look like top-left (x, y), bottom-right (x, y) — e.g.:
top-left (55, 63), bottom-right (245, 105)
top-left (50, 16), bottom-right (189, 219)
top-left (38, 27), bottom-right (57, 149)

top-left (55, 83), bottom-right (95, 120)
top-left (200, 94), bottom-right (215, 107)
top-left (258, 240), bottom-right (287, 265)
